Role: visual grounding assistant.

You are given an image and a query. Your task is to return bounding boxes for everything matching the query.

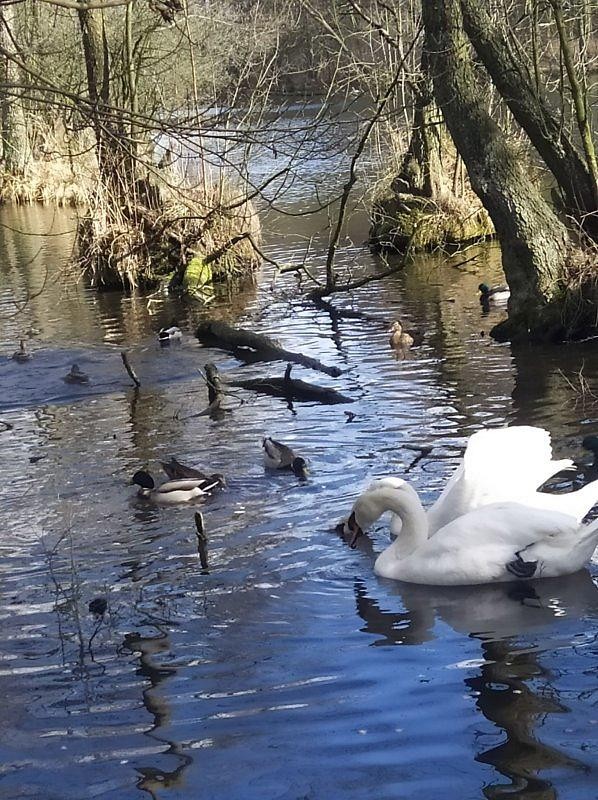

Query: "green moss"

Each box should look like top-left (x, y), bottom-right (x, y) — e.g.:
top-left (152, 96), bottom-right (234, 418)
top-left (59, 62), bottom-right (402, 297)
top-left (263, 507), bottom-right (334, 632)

top-left (370, 187), bottom-right (495, 252)
top-left (184, 256), bottom-right (213, 290)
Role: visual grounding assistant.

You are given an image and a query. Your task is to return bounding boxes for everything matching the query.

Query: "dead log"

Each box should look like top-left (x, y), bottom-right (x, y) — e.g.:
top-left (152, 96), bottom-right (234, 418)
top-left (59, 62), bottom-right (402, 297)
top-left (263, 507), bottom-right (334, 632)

top-left (226, 362), bottom-right (352, 405)
top-left (193, 362), bottom-right (226, 419)
top-left (196, 319), bottom-right (343, 377)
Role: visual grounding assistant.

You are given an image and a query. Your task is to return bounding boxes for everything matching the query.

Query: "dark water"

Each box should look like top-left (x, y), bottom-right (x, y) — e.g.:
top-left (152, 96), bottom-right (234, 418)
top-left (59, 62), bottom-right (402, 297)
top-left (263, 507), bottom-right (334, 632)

top-left (2, 193), bottom-right (598, 799)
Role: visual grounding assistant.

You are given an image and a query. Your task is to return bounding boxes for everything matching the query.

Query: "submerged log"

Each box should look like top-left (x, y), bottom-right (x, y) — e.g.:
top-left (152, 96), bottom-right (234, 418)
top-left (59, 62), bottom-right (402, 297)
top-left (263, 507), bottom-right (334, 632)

top-left (196, 319), bottom-right (343, 377)
top-left (226, 363), bottom-right (352, 405)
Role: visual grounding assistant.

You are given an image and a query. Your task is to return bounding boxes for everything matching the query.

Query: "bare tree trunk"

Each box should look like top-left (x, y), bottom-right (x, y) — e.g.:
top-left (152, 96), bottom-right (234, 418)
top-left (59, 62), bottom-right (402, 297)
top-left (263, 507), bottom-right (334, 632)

top-left (0, 4), bottom-right (30, 175)
top-left (76, 0), bottom-right (132, 197)
top-left (459, 0), bottom-right (598, 239)
top-left (422, 0), bottom-right (572, 340)
top-left (548, 0), bottom-right (598, 206)
top-left (394, 72), bottom-right (451, 199)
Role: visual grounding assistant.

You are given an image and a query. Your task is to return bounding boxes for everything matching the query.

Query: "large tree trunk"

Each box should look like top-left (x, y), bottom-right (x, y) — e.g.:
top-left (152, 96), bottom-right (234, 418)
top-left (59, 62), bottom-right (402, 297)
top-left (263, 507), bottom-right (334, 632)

top-left (459, 0), bottom-right (598, 240)
top-left (422, 0), bottom-right (572, 340)
top-left (0, 4), bottom-right (30, 175)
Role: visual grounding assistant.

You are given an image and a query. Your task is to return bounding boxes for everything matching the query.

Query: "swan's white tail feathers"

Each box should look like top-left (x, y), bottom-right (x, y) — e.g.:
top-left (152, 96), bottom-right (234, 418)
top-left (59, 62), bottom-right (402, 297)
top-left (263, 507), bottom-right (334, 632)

top-left (464, 426), bottom-right (551, 475)
top-left (559, 478), bottom-right (598, 522)
top-left (463, 426), bottom-right (565, 497)
top-left (575, 514), bottom-right (598, 552)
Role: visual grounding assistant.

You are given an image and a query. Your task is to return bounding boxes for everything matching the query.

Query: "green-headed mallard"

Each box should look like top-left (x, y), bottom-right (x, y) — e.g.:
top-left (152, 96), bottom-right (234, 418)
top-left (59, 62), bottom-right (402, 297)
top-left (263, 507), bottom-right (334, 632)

top-left (262, 437), bottom-right (308, 478)
top-left (479, 283), bottom-right (510, 305)
top-left (132, 469), bottom-right (220, 504)
top-left (158, 325), bottom-right (182, 347)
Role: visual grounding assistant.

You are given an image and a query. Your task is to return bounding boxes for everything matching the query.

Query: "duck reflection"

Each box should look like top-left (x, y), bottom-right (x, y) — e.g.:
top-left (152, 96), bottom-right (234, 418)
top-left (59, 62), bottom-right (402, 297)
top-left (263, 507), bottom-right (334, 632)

top-left (122, 629), bottom-right (192, 798)
top-left (351, 571), bottom-right (598, 797)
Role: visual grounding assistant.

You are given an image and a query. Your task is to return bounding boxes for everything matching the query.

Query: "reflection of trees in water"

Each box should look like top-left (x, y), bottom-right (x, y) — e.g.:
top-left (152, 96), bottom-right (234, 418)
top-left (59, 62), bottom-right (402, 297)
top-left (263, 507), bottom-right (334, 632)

top-left (511, 345), bottom-right (598, 437)
top-left (351, 574), bottom-right (598, 798)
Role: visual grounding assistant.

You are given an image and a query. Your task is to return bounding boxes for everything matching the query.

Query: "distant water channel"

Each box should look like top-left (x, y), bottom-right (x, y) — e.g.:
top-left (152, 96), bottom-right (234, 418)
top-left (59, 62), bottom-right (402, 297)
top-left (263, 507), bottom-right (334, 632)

top-left (1, 114), bottom-right (598, 798)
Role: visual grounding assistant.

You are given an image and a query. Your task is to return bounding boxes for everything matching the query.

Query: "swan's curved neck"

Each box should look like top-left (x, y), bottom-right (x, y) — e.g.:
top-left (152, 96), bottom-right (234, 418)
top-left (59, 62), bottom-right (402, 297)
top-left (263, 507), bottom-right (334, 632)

top-left (357, 483), bottom-right (428, 558)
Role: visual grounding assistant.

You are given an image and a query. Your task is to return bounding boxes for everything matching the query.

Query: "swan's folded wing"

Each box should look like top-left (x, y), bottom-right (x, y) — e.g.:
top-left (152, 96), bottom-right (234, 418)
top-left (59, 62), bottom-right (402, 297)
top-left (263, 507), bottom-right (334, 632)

top-left (394, 503), bottom-right (579, 585)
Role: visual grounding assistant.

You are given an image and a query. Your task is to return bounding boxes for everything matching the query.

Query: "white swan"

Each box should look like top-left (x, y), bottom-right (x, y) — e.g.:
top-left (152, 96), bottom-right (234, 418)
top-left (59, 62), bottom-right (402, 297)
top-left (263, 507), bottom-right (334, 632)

top-left (345, 478), bottom-right (598, 585)
top-left (384, 426), bottom-right (598, 537)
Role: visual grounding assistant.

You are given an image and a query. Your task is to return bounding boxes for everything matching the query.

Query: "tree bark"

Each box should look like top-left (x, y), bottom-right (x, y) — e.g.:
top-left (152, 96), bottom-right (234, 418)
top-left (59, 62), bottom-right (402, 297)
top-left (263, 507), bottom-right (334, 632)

top-left (394, 73), bottom-right (449, 199)
top-left (0, 4), bottom-right (30, 175)
top-left (76, 0), bottom-right (132, 197)
top-left (459, 0), bottom-right (598, 238)
top-left (422, 0), bottom-right (571, 338)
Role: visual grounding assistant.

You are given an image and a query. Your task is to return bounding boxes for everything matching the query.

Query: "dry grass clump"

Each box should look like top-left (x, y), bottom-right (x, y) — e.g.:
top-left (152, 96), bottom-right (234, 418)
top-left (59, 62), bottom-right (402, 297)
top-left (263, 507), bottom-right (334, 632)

top-left (1, 119), bottom-right (262, 290)
top-left (76, 176), bottom-right (262, 290)
top-left (0, 121), bottom-right (95, 206)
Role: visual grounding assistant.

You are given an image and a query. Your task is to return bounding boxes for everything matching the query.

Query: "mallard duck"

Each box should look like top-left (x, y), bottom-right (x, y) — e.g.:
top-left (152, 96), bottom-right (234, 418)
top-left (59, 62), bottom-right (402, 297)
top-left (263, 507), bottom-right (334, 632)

top-left (479, 282), bottom-right (510, 305)
top-left (262, 437), bottom-right (308, 478)
top-left (63, 363), bottom-right (89, 384)
top-left (158, 325), bottom-right (183, 346)
top-left (161, 456), bottom-right (225, 488)
top-left (132, 469), bottom-right (219, 504)
top-left (12, 340), bottom-right (31, 363)
top-left (388, 321), bottom-right (415, 349)
top-left (344, 477), bottom-right (598, 585)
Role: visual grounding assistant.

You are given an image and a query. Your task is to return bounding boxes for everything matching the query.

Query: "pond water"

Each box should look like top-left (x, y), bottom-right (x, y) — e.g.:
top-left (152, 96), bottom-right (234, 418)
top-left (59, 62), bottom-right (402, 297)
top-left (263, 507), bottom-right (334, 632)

top-left (2, 167), bottom-right (598, 798)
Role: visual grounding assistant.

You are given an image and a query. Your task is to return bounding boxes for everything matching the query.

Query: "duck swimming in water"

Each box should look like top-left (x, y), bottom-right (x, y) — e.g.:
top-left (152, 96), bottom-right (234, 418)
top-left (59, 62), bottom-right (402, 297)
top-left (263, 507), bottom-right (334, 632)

top-left (158, 325), bottom-right (183, 346)
top-left (479, 282), bottom-right (510, 305)
top-left (132, 470), bottom-right (220, 504)
top-left (12, 340), bottom-right (31, 363)
top-left (63, 364), bottom-right (89, 384)
top-left (388, 321), bottom-right (415, 349)
top-left (262, 437), bottom-right (308, 478)
top-left (160, 456), bottom-right (225, 488)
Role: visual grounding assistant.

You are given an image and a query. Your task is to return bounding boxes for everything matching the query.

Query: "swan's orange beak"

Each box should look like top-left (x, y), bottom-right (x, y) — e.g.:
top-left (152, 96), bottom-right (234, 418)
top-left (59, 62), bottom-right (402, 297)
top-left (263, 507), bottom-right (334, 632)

top-left (346, 511), bottom-right (363, 549)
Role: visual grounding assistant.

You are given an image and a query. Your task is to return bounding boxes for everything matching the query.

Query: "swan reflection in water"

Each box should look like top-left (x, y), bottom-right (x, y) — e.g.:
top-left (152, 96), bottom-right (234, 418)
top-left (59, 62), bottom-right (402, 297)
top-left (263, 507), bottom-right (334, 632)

top-left (351, 564), bottom-right (598, 798)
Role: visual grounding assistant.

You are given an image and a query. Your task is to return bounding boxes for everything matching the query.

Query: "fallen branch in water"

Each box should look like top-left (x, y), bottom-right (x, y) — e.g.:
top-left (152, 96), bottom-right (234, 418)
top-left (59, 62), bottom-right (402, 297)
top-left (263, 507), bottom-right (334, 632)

top-left (227, 362), bottom-right (353, 405)
top-left (196, 319), bottom-right (343, 377)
